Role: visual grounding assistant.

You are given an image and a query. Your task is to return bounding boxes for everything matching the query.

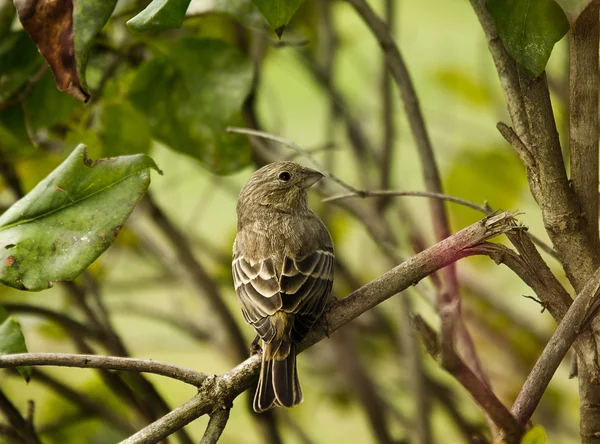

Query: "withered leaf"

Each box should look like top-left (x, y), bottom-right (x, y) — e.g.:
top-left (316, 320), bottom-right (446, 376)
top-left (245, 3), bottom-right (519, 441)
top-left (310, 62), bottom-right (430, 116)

top-left (13, 0), bottom-right (89, 102)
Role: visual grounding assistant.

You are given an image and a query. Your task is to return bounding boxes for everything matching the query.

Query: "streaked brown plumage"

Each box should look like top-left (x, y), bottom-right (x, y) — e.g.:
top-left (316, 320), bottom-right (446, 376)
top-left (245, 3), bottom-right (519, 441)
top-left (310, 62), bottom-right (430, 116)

top-left (233, 161), bottom-right (334, 412)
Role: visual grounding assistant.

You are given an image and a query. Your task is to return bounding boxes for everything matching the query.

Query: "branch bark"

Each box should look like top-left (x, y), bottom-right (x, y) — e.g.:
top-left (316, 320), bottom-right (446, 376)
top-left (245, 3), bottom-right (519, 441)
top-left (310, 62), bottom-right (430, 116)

top-left (506, 267), bottom-right (600, 442)
top-left (569, 3), bottom-right (599, 245)
top-left (0, 353), bottom-right (207, 387)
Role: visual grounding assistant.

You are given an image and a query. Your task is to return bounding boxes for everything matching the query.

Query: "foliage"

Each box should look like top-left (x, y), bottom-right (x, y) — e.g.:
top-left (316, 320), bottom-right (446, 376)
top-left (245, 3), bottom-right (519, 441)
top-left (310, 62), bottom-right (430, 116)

top-left (488, 0), bottom-right (569, 77)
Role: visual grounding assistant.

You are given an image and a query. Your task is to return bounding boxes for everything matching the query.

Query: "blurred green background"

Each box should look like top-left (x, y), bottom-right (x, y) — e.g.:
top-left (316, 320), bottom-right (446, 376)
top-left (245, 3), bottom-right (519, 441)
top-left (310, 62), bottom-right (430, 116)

top-left (0, 0), bottom-right (577, 442)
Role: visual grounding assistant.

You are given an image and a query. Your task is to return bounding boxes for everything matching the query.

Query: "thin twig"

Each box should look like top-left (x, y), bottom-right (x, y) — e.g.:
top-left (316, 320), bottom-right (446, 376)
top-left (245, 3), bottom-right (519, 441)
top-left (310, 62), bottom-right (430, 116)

top-left (0, 390), bottom-right (42, 444)
top-left (0, 354), bottom-right (207, 387)
top-left (226, 127), bottom-right (361, 194)
top-left (23, 368), bottom-right (136, 434)
top-left (411, 315), bottom-right (523, 441)
top-left (324, 190), bottom-right (489, 213)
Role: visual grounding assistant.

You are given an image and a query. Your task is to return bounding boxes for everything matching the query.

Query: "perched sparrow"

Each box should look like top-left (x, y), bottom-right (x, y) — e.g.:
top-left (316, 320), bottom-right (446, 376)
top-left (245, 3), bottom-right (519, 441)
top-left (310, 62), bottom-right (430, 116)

top-left (233, 161), bottom-right (334, 412)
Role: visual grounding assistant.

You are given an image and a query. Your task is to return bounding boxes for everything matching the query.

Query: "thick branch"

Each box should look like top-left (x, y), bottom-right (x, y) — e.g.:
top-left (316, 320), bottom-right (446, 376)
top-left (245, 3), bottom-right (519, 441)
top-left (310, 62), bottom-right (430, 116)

top-left (0, 354), bottom-right (207, 387)
top-left (569, 3), bottom-right (599, 243)
top-left (518, 71), bottom-right (600, 292)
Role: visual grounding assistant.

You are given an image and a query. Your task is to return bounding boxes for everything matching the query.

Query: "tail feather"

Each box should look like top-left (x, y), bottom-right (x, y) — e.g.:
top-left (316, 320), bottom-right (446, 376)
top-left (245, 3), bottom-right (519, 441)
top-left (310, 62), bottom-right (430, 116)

top-left (254, 343), bottom-right (303, 412)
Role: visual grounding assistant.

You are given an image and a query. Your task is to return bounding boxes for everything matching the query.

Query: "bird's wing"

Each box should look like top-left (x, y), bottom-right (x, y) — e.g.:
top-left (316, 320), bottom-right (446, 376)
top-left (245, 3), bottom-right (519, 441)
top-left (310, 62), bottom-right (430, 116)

top-left (280, 246), bottom-right (335, 343)
top-left (232, 252), bottom-right (282, 342)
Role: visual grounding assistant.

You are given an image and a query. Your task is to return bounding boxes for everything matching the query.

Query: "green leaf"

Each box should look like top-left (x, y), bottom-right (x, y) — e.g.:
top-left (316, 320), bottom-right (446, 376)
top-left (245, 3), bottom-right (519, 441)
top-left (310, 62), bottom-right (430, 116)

top-left (73, 0), bottom-right (119, 94)
top-left (129, 38), bottom-right (253, 174)
top-left (252, 0), bottom-right (304, 37)
top-left (0, 305), bottom-right (30, 381)
top-left (0, 1), bottom-right (15, 40)
top-left (554, 0), bottom-right (594, 24)
top-left (0, 145), bottom-right (161, 291)
top-left (127, 0), bottom-right (192, 33)
top-left (488, 0), bottom-right (569, 77)
top-left (99, 101), bottom-right (151, 157)
top-left (521, 425), bottom-right (547, 444)
top-left (0, 31), bottom-right (43, 102)
top-left (24, 72), bottom-right (79, 131)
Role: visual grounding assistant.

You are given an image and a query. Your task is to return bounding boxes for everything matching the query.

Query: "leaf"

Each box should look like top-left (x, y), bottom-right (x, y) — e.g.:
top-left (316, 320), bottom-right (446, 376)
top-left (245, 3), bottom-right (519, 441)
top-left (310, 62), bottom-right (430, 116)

top-left (521, 425), bottom-right (547, 444)
top-left (24, 72), bottom-right (79, 131)
top-left (251, 0), bottom-right (305, 37)
top-left (0, 145), bottom-right (161, 291)
top-left (129, 38), bottom-right (253, 174)
top-left (13, 0), bottom-right (117, 102)
top-left (72, 0), bottom-right (119, 93)
top-left (99, 101), bottom-right (151, 157)
top-left (554, 0), bottom-right (596, 24)
top-left (488, 0), bottom-right (569, 77)
top-left (0, 305), bottom-right (30, 381)
top-left (0, 1), bottom-right (15, 40)
top-left (127, 0), bottom-right (192, 33)
top-left (0, 31), bottom-right (43, 102)
top-left (13, 0), bottom-right (89, 102)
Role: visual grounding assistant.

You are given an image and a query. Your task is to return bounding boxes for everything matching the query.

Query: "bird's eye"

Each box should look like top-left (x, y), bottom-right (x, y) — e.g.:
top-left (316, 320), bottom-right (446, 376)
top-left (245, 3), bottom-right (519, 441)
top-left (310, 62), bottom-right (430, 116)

top-left (278, 171), bottom-right (291, 181)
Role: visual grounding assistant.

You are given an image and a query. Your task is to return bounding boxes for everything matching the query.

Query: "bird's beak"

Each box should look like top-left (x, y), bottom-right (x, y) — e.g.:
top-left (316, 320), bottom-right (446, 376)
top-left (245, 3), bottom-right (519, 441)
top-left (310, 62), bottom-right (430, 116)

top-left (300, 168), bottom-right (324, 189)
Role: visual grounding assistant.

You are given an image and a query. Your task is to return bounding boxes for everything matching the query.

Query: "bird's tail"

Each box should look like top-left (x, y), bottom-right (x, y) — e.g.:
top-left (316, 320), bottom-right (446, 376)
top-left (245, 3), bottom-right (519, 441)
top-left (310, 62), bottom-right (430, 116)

top-left (253, 341), bottom-right (303, 412)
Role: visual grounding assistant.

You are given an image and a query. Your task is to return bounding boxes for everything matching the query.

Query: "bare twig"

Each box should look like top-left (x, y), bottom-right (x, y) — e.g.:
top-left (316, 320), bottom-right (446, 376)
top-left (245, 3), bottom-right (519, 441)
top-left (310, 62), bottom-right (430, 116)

top-left (411, 315), bottom-right (523, 441)
top-left (24, 368), bottom-right (136, 434)
top-left (324, 190), bottom-right (490, 213)
top-left (333, 332), bottom-right (395, 444)
top-left (140, 193), bottom-right (248, 362)
top-left (0, 390), bottom-right (42, 444)
top-left (227, 127), bottom-right (361, 194)
top-left (110, 303), bottom-right (211, 343)
top-left (199, 409), bottom-right (230, 444)
top-left (0, 354), bottom-right (207, 387)
top-left (380, 0), bottom-right (396, 193)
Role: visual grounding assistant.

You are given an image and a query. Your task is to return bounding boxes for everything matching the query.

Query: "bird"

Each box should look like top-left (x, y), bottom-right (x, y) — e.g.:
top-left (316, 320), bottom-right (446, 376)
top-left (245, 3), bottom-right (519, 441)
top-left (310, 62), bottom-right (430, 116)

top-left (232, 161), bottom-right (334, 412)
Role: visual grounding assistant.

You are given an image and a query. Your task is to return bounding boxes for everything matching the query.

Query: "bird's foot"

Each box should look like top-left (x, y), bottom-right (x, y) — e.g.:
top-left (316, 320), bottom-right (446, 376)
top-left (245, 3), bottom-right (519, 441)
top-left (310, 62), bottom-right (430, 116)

top-left (250, 335), bottom-right (262, 356)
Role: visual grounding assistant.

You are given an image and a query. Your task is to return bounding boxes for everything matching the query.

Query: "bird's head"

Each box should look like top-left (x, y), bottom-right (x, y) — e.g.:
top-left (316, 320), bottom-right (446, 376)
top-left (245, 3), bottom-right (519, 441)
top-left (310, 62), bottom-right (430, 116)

top-left (237, 161), bottom-right (324, 219)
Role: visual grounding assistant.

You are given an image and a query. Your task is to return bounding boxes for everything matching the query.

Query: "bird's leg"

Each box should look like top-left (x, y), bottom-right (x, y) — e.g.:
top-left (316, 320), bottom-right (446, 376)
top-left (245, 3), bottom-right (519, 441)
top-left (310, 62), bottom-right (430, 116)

top-left (250, 334), bottom-right (262, 355)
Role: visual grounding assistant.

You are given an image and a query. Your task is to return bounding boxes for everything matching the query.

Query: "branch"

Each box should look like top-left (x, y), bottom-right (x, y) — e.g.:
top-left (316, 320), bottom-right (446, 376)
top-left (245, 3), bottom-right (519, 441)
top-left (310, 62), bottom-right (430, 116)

top-left (25, 368), bottom-right (136, 434)
top-left (199, 408), bottom-right (230, 444)
top-left (467, 0), bottom-right (527, 139)
top-left (0, 391), bottom-right (42, 444)
top-left (324, 190), bottom-right (490, 213)
top-left (227, 127), bottom-right (362, 194)
top-left (0, 354), bottom-right (207, 387)
top-left (506, 267), bottom-right (600, 441)
top-left (411, 315), bottom-right (524, 440)
top-left (3, 303), bottom-right (104, 342)
top-left (380, 0), bottom-right (396, 193)
top-left (140, 193), bottom-right (248, 363)
top-left (121, 212), bottom-right (520, 444)
top-left (569, 3), bottom-right (599, 245)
